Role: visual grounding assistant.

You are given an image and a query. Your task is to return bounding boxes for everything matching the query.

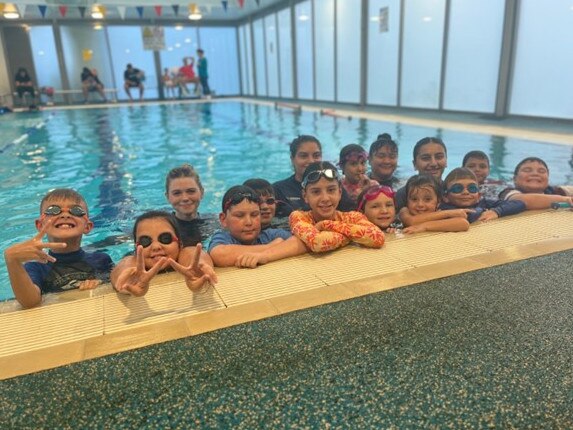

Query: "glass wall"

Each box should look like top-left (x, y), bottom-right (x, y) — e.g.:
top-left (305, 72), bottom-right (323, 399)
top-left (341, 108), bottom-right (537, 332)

top-left (198, 27), bottom-right (240, 96)
top-left (401, 0), bottom-right (446, 108)
top-left (314, 0), bottom-right (335, 101)
top-left (238, 24), bottom-right (253, 95)
top-left (367, 0), bottom-right (400, 106)
top-left (510, 0), bottom-right (573, 119)
top-left (443, 0), bottom-right (503, 113)
top-left (107, 26), bottom-right (158, 100)
top-left (159, 26), bottom-right (199, 82)
top-left (265, 15), bottom-right (279, 97)
top-left (29, 26), bottom-right (63, 91)
top-left (277, 7), bottom-right (293, 98)
top-left (295, 0), bottom-right (314, 100)
top-left (253, 18), bottom-right (267, 96)
top-left (336, 0), bottom-right (361, 103)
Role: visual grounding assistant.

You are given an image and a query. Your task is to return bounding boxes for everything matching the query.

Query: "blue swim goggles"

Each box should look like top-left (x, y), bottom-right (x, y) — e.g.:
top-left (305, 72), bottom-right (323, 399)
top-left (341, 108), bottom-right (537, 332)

top-left (446, 183), bottom-right (480, 194)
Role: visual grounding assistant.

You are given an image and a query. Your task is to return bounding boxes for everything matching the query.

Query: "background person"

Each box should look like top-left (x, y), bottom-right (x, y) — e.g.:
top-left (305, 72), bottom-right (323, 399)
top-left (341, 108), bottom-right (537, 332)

top-left (123, 63), bottom-right (144, 101)
top-left (14, 67), bottom-right (36, 105)
top-left (196, 49), bottom-right (211, 98)
top-left (81, 67), bottom-right (107, 103)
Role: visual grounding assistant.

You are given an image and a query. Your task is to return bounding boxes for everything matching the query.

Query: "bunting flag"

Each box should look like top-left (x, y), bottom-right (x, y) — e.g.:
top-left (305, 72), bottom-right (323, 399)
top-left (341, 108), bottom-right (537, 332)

top-left (221, 1), bottom-right (228, 12)
top-left (117, 6), bottom-right (126, 19)
top-left (59, 6), bottom-right (67, 17)
top-left (38, 5), bottom-right (47, 18)
top-left (136, 6), bottom-right (144, 18)
top-left (78, 6), bottom-right (86, 18)
top-left (154, 6), bottom-right (162, 16)
top-left (172, 5), bottom-right (179, 16)
top-left (15, 3), bottom-right (26, 17)
top-left (0, 4), bottom-right (5, 14)
top-left (238, 0), bottom-right (244, 8)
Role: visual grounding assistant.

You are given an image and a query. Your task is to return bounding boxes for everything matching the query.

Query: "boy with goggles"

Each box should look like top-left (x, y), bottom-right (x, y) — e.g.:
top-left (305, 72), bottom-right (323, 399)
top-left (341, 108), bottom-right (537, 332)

top-left (243, 178), bottom-right (283, 230)
top-left (208, 185), bottom-right (307, 268)
top-left (440, 168), bottom-right (525, 223)
top-left (4, 188), bottom-right (113, 308)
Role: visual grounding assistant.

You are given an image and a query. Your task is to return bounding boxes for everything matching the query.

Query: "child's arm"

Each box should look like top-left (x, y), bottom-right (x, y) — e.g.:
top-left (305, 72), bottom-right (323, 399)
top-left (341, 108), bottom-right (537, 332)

top-left (234, 236), bottom-right (308, 268)
top-left (505, 193), bottom-right (572, 210)
top-left (169, 244), bottom-right (218, 290)
top-left (111, 246), bottom-right (167, 296)
top-left (3, 219), bottom-right (67, 308)
top-left (479, 199), bottom-right (526, 222)
top-left (403, 218), bottom-right (470, 234)
top-left (315, 212), bottom-right (385, 248)
top-left (399, 207), bottom-right (470, 226)
top-left (209, 239), bottom-right (285, 267)
top-left (289, 211), bottom-right (350, 253)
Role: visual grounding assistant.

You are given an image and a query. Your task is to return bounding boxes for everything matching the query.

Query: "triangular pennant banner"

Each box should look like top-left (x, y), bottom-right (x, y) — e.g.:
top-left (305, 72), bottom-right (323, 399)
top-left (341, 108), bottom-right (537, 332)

top-left (117, 6), bottom-right (126, 19)
top-left (238, 0), bottom-right (245, 8)
top-left (59, 6), bottom-right (67, 17)
top-left (38, 5), bottom-right (47, 18)
top-left (172, 5), bottom-right (179, 16)
top-left (136, 6), bottom-right (144, 18)
top-left (78, 6), bottom-right (86, 18)
top-left (15, 3), bottom-right (26, 17)
top-left (154, 6), bottom-right (162, 16)
top-left (222, 1), bottom-right (228, 12)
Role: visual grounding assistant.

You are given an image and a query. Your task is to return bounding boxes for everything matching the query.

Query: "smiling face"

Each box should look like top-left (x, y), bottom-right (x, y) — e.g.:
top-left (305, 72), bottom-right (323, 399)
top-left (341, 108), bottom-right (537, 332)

top-left (443, 178), bottom-right (480, 208)
top-left (258, 193), bottom-right (276, 229)
top-left (36, 198), bottom-right (93, 251)
top-left (220, 199), bottom-right (262, 244)
top-left (343, 158), bottom-right (368, 184)
top-left (292, 141), bottom-right (322, 181)
top-left (369, 146), bottom-right (398, 181)
top-left (407, 186), bottom-right (439, 215)
top-left (303, 177), bottom-right (342, 221)
top-left (514, 160), bottom-right (549, 193)
top-left (363, 193), bottom-right (396, 229)
top-left (414, 143), bottom-right (447, 179)
top-left (463, 157), bottom-right (490, 185)
top-left (166, 177), bottom-right (203, 220)
top-left (135, 217), bottom-right (180, 270)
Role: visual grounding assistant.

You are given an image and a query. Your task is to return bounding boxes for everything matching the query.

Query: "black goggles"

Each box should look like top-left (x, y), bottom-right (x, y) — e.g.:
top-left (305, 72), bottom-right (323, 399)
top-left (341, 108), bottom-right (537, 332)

top-left (222, 192), bottom-right (261, 212)
top-left (260, 197), bottom-right (276, 205)
top-left (43, 204), bottom-right (87, 217)
top-left (136, 232), bottom-right (178, 248)
top-left (301, 168), bottom-right (339, 188)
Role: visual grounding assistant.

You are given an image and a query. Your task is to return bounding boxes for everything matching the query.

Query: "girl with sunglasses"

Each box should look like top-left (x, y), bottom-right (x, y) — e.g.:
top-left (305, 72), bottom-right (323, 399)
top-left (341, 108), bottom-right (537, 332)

top-left (356, 185), bottom-right (402, 233)
top-left (111, 211), bottom-right (217, 296)
top-left (398, 174), bottom-right (470, 234)
top-left (289, 162), bottom-right (385, 252)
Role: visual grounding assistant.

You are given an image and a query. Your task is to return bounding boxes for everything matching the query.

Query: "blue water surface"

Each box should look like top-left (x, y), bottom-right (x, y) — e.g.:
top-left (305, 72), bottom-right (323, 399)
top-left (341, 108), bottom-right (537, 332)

top-left (1, 101), bottom-right (572, 300)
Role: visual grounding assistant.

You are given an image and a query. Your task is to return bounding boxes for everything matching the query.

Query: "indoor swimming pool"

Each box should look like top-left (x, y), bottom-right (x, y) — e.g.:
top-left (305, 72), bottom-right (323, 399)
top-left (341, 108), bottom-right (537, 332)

top-left (1, 100), bottom-right (572, 300)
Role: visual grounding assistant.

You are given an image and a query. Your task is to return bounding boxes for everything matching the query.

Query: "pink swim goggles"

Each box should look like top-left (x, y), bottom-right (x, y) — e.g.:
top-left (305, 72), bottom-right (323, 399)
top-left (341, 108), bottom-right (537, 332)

top-left (357, 185), bottom-right (395, 211)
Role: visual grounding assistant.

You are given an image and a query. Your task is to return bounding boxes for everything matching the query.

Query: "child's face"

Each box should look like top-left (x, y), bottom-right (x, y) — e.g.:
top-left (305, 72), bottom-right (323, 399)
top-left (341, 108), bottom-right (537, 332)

top-left (369, 146), bottom-right (398, 180)
top-left (414, 143), bottom-right (447, 179)
top-left (444, 178), bottom-right (480, 207)
top-left (37, 198), bottom-right (93, 243)
top-left (292, 141), bottom-right (322, 180)
top-left (167, 177), bottom-right (203, 219)
top-left (514, 161), bottom-right (549, 193)
top-left (407, 186), bottom-right (439, 215)
top-left (343, 158), bottom-right (367, 184)
top-left (135, 218), bottom-right (180, 270)
top-left (464, 157), bottom-right (490, 184)
top-left (303, 177), bottom-right (341, 221)
top-left (258, 193), bottom-right (276, 228)
top-left (220, 199), bottom-right (262, 244)
top-left (364, 193), bottom-right (395, 229)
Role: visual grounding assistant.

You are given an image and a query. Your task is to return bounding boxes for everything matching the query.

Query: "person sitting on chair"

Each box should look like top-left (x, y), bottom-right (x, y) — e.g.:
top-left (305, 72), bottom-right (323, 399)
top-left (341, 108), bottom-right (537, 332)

top-left (123, 63), bottom-right (144, 101)
top-left (81, 67), bottom-right (107, 103)
top-left (14, 67), bottom-right (36, 105)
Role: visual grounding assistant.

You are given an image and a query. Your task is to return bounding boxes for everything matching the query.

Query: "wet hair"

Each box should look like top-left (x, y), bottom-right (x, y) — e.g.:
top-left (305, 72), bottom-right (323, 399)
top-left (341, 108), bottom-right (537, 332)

top-left (132, 210), bottom-right (181, 248)
top-left (221, 185), bottom-right (260, 212)
top-left (301, 161), bottom-right (340, 189)
top-left (513, 157), bottom-right (549, 176)
top-left (405, 174), bottom-right (443, 202)
top-left (40, 188), bottom-right (88, 215)
top-left (289, 135), bottom-right (322, 158)
top-left (369, 133), bottom-right (398, 157)
top-left (412, 137), bottom-right (447, 161)
top-left (197, 49), bottom-right (204, 54)
top-left (243, 178), bottom-right (274, 197)
top-left (462, 150), bottom-right (489, 167)
top-left (338, 144), bottom-right (367, 169)
top-left (443, 168), bottom-right (478, 188)
top-left (165, 164), bottom-right (204, 194)
top-left (127, 63), bottom-right (132, 68)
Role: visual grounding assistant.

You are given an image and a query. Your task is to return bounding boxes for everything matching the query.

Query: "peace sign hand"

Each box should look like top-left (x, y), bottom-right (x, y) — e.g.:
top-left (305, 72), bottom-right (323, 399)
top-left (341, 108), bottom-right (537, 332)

top-left (169, 243), bottom-right (218, 291)
top-left (115, 245), bottom-right (167, 296)
top-left (4, 217), bottom-right (67, 265)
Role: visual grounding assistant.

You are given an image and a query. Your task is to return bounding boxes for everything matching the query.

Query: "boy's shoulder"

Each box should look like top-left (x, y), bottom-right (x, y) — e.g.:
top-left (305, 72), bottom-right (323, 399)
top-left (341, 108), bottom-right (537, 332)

top-left (259, 228), bottom-right (291, 243)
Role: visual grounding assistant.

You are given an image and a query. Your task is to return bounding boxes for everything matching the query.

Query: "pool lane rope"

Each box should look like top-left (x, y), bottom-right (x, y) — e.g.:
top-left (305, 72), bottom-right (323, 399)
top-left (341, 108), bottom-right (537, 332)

top-left (0, 113), bottom-right (54, 154)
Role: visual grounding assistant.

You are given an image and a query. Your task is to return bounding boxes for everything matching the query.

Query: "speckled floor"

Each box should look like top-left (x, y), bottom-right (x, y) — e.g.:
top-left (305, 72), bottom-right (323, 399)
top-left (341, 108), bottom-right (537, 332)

top-left (1, 249), bottom-right (572, 428)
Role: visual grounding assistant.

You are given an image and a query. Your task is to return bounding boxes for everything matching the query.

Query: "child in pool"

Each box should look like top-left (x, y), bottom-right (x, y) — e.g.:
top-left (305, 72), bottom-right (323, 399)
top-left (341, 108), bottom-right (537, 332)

top-left (4, 188), bottom-right (114, 308)
top-left (338, 144), bottom-right (378, 203)
top-left (111, 211), bottom-right (217, 296)
top-left (440, 168), bottom-right (526, 222)
top-left (368, 133), bottom-right (400, 188)
top-left (289, 161), bottom-right (385, 252)
top-left (462, 150), bottom-right (505, 200)
top-left (208, 185), bottom-right (307, 268)
top-left (399, 174), bottom-right (470, 234)
top-left (243, 178), bottom-right (279, 229)
top-left (356, 185), bottom-right (402, 233)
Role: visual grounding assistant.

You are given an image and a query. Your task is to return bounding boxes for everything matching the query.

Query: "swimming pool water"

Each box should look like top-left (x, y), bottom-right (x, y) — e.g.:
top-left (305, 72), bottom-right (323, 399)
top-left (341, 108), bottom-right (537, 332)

top-left (1, 101), bottom-right (572, 300)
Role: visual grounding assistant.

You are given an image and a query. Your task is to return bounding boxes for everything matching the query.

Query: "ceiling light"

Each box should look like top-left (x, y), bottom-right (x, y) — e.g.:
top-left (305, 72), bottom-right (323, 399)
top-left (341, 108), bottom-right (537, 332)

top-left (94, 23), bottom-right (103, 30)
top-left (91, 5), bottom-right (105, 19)
top-left (175, 25), bottom-right (183, 30)
top-left (422, 16), bottom-right (432, 22)
top-left (298, 14), bottom-right (309, 21)
top-left (188, 4), bottom-right (202, 20)
top-left (3, 4), bottom-right (20, 19)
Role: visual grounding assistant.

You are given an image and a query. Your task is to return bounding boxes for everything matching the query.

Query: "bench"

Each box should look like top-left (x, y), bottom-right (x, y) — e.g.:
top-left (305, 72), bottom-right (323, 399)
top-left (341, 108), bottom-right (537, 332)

top-left (12, 88), bottom-right (118, 106)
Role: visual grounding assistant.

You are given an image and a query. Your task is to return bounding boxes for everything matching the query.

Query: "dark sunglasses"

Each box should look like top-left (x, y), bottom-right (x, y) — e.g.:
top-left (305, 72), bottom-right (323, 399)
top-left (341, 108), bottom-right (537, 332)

top-left (43, 204), bottom-right (87, 217)
top-left (301, 168), bottom-right (339, 188)
top-left (136, 232), bottom-right (178, 248)
top-left (223, 192), bottom-right (261, 212)
top-left (447, 183), bottom-right (480, 194)
top-left (260, 197), bottom-right (276, 205)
